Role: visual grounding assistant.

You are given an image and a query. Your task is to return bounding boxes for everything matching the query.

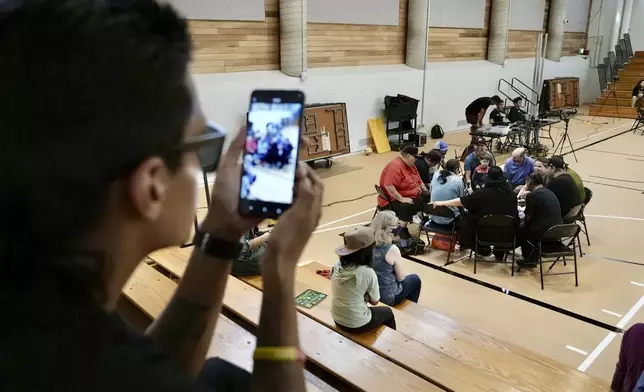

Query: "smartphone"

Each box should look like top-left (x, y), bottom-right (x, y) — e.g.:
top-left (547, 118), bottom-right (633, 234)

top-left (238, 90), bottom-right (305, 218)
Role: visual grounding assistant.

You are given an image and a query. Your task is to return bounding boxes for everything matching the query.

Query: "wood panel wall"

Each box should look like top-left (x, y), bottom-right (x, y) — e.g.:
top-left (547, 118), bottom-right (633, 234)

top-left (189, 0), bottom-right (279, 74)
top-left (427, 0), bottom-right (492, 62)
top-left (562, 32), bottom-right (586, 56)
top-left (506, 0), bottom-right (550, 59)
top-left (307, 0), bottom-right (407, 68)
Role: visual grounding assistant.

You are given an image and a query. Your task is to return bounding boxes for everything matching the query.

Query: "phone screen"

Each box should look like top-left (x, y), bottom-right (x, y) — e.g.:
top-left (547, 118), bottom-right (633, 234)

top-left (240, 91), bottom-right (304, 217)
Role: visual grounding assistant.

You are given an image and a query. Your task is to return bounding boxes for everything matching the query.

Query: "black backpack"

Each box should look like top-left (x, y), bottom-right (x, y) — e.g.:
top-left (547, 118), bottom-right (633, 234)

top-left (431, 124), bottom-right (444, 139)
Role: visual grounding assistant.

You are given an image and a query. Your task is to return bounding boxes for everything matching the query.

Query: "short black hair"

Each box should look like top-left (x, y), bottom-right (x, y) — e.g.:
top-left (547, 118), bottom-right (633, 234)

top-left (513, 97), bottom-right (523, 104)
top-left (527, 172), bottom-right (545, 187)
top-left (402, 146), bottom-right (419, 156)
top-left (421, 149), bottom-right (442, 164)
top-left (0, 0), bottom-right (192, 298)
top-left (490, 95), bottom-right (502, 104)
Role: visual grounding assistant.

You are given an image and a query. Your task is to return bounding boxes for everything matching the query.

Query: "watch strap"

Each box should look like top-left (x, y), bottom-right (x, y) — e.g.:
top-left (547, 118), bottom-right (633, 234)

top-left (194, 229), bottom-right (243, 260)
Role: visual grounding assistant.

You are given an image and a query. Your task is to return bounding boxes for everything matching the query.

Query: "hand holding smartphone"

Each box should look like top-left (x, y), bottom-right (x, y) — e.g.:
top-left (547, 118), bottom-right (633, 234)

top-left (238, 90), bottom-right (305, 219)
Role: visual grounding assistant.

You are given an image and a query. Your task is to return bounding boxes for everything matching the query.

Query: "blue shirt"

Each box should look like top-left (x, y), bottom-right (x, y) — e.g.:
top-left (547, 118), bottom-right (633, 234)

top-left (430, 171), bottom-right (465, 224)
top-left (464, 152), bottom-right (479, 173)
top-left (503, 156), bottom-right (535, 185)
top-left (635, 372), bottom-right (644, 392)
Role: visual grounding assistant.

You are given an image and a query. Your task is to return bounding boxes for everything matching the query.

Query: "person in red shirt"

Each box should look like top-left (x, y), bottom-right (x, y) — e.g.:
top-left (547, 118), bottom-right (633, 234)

top-left (378, 146), bottom-right (429, 238)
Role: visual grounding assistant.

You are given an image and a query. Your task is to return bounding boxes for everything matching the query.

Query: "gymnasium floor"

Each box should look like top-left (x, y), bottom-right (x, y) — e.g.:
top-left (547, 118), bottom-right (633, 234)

top-left (292, 114), bottom-right (643, 383)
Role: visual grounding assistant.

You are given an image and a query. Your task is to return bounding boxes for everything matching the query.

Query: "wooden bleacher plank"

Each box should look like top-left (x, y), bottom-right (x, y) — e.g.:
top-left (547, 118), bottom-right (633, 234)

top-left (210, 313), bottom-right (333, 392)
top-left (130, 261), bottom-right (438, 391)
top-left (298, 262), bottom-right (609, 392)
top-left (239, 276), bottom-right (527, 392)
top-left (222, 277), bottom-right (441, 392)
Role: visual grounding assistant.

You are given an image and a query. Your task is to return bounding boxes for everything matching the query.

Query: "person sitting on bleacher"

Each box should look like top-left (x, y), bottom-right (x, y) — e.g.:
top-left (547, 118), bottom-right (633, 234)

top-left (0, 2), bottom-right (322, 391)
top-left (331, 227), bottom-right (397, 333)
top-left (370, 211), bottom-right (422, 306)
top-left (632, 80), bottom-right (644, 110)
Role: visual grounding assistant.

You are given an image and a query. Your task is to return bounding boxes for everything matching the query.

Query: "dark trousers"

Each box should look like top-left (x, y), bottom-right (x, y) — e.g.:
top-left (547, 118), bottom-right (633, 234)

top-left (393, 274), bottom-right (422, 305)
top-left (337, 306), bottom-right (396, 333)
top-left (199, 357), bottom-right (251, 392)
top-left (518, 227), bottom-right (542, 263)
top-left (390, 192), bottom-right (431, 222)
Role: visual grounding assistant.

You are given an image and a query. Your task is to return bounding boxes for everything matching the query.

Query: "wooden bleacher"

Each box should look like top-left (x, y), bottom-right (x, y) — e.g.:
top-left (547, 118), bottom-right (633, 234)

top-left (147, 248), bottom-right (609, 391)
top-left (122, 261), bottom-right (438, 391)
top-left (590, 51), bottom-right (644, 119)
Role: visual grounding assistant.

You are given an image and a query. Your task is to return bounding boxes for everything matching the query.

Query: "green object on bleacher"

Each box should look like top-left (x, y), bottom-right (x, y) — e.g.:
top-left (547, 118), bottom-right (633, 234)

top-left (295, 289), bottom-right (327, 309)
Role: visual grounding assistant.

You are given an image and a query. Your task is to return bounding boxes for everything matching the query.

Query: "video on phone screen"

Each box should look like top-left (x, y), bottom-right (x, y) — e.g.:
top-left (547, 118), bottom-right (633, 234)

top-left (241, 102), bottom-right (302, 204)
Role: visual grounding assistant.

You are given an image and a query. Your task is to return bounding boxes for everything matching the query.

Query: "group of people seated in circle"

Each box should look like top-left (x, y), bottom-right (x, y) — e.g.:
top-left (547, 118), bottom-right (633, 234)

top-left (376, 142), bottom-right (586, 269)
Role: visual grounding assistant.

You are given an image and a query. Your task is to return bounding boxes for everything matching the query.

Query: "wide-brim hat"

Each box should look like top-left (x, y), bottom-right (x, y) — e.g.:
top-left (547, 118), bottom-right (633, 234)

top-left (482, 166), bottom-right (507, 184)
top-left (335, 227), bottom-right (375, 256)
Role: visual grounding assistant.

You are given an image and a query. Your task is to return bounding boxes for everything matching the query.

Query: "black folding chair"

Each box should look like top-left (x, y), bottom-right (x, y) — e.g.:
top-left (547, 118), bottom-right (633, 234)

top-left (470, 215), bottom-right (517, 275)
top-left (374, 185), bottom-right (392, 219)
top-left (419, 204), bottom-right (459, 266)
top-left (563, 204), bottom-right (585, 257)
top-left (529, 224), bottom-right (581, 290)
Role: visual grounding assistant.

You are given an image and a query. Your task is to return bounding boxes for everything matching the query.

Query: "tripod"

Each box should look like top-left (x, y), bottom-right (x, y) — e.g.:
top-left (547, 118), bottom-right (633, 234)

top-left (553, 117), bottom-right (578, 162)
top-left (592, 87), bottom-right (620, 123)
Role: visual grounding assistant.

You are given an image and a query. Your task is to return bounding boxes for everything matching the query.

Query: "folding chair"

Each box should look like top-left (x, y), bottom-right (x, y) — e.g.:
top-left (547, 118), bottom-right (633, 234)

top-left (471, 215), bottom-right (517, 275)
top-left (631, 109), bottom-right (644, 134)
top-left (563, 204), bottom-right (585, 257)
top-left (530, 224), bottom-right (581, 290)
top-left (418, 204), bottom-right (459, 266)
top-left (373, 185), bottom-right (392, 219)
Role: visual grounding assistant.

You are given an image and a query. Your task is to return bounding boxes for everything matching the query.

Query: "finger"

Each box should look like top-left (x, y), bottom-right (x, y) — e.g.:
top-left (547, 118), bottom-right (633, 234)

top-left (222, 127), bottom-right (247, 166)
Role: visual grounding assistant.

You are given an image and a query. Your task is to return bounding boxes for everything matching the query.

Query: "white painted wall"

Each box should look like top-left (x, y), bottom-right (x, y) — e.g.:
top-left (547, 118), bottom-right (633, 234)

top-left (194, 57), bottom-right (591, 151)
top-left (629, 0), bottom-right (644, 50)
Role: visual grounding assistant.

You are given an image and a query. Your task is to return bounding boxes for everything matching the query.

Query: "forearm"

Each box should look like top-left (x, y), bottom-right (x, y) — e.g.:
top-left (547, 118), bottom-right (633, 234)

top-left (146, 249), bottom-right (232, 375)
top-left (394, 262), bottom-right (405, 281)
top-left (251, 249), bottom-right (305, 392)
top-left (442, 198), bottom-right (463, 208)
top-left (465, 171), bottom-right (472, 183)
top-left (385, 185), bottom-right (404, 202)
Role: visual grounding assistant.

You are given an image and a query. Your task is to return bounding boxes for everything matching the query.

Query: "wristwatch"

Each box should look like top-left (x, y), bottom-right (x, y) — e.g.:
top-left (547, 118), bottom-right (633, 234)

top-left (193, 229), bottom-right (244, 260)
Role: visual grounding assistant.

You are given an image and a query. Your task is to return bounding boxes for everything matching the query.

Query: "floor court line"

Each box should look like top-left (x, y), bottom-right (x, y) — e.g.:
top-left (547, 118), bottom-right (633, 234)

top-left (566, 345), bottom-right (589, 356)
top-left (585, 253), bottom-right (644, 268)
top-left (631, 281), bottom-right (644, 288)
top-left (313, 221), bottom-right (371, 234)
top-left (570, 123), bottom-right (629, 144)
top-left (578, 295), bottom-right (644, 372)
top-left (601, 309), bottom-right (623, 318)
top-left (585, 214), bottom-right (644, 222)
top-left (316, 208), bottom-right (375, 229)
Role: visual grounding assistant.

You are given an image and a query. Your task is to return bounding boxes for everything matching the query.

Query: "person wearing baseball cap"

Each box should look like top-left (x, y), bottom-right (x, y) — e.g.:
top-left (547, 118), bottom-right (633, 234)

top-left (435, 140), bottom-right (449, 157)
top-left (545, 156), bottom-right (582, 217)
top-left (463, 137), bottom-right (496, 186)
top-left (377, 145), bottom-right (430, 239)
top-left (331, 227), bottom-right (397, 333)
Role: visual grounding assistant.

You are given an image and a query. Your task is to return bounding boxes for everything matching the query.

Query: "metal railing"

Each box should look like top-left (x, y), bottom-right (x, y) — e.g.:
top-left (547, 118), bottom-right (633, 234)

top-left (597, 64), bottom-right (607, 91)
top-left (625, 33), bottom-right (634, 58)
top-left (498, 78), bottom-right (527, 103)
top-left (604, 57), bottom-right (614, 85)
top-left (511, 77), bottom-right (539, 114)
top-left (608, 51), bottom-right (619, 79)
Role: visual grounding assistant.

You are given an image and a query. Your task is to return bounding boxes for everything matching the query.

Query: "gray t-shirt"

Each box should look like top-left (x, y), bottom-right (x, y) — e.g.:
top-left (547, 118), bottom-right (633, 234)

top-left (330, 261), bottom-right (380, 328)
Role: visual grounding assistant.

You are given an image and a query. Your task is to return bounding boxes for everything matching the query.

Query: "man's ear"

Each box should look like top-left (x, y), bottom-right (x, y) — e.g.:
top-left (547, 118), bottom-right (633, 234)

top-left (128, 156), bottom-right (168, 221)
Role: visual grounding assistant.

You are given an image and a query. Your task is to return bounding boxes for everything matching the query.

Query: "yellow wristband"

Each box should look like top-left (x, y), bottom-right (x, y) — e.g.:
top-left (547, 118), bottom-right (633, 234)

top-left (253, 347), bottom-right (305, 362)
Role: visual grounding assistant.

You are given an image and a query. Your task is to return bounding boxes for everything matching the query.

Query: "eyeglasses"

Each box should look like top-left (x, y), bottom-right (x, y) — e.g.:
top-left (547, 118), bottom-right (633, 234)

top-left (182, 123), bottom-right (227, 173)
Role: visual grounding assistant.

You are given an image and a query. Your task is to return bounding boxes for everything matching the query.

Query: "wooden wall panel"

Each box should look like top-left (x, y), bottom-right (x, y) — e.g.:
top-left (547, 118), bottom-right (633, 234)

top-left (562, 32), bottom-right (586, 56)
top-left (427, 0), bottom-right (491, 62)
top-left (307, 0), bottom-right (407, 68)
top-left (189, 0), bottom-right (279, 74)
top-left (506, 0), bottom-right (549, 59)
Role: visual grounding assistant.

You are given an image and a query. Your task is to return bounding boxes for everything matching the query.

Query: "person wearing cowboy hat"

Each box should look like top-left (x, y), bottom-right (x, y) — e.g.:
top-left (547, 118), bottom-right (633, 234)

top-left (331, 227), bottom-right (397, 333)
top-left (432, 166), bottom-right (519, 259)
